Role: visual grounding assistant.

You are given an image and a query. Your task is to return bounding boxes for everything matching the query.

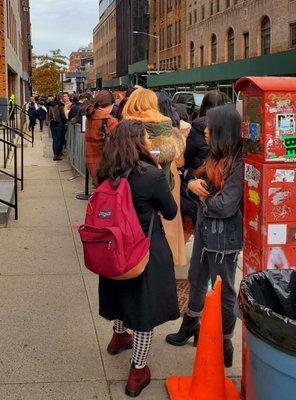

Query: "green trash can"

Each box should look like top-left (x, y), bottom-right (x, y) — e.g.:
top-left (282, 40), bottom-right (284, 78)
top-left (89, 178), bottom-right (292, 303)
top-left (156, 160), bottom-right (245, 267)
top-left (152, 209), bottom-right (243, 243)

top-left (239, 269), bottom-right (296, 400)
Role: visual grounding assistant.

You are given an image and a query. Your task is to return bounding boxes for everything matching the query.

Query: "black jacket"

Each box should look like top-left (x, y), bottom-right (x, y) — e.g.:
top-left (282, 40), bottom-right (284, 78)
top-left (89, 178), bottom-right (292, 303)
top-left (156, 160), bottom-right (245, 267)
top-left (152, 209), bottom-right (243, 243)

top-left (184, 116), bottom-right (209, 170)
top-left (99, 163), bottom-right (180, 331)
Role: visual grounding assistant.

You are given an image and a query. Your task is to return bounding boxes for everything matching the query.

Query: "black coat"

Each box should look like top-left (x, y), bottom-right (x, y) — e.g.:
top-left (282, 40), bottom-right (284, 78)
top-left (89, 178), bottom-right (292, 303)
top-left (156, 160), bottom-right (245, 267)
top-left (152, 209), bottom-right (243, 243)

top-left (184, 116), bottom-right (209, 170)
top-left (99, 164), bottom-right (180, 331)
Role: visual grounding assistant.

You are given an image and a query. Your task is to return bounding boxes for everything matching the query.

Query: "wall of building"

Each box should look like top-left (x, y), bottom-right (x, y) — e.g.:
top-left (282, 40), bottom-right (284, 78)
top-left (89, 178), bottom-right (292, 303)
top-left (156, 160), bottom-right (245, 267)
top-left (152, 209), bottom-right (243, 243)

top-left (93, 0), bottom-right (116, 83)
top-left (69, 48), bottom-right (93, 72)
top-left (186, 0), bottom-right (296, 69)
top-left (0, 2), bottom-right (6, 102)
top-left (116, 0), bottom-right (149, 77)
top-left (149, 0), bottom-right (187, 71)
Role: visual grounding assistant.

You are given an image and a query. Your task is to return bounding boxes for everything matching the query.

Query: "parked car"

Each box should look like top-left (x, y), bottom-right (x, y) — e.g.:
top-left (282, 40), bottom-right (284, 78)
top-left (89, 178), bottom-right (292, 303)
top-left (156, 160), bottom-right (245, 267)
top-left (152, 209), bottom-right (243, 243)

top-left (172, 91), bottom-right (205, 117)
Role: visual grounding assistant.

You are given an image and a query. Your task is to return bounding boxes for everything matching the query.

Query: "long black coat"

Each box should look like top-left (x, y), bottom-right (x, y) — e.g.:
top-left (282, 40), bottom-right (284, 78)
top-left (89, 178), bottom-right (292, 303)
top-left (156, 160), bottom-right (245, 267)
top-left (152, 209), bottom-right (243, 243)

top-left (99, 164), bottom-right (180, 332)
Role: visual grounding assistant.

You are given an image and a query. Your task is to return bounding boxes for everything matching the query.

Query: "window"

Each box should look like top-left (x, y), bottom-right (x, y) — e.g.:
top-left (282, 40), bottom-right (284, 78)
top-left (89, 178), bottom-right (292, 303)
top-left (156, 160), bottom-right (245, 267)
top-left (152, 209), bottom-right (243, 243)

top-left (200, 45), bottom-right (204, 66)
top-left (167, 0), bottom-right (173, 11)
top-left (243, 32), bottom-right (249, 58)
top-left (216, 0), bottom-right (220, 12)
top-left (234, 0), bottom-right (238, 4)
top-left (210, 1), bottom-right (214, 15)
top-left (261, 16), bottom-right (271, 55)
top-left (189, 12), bottom-right (192, 25)
top-left (226, 0), bottom-right (230, 8)
top-left (194, 9), bottom-right (197, 23)
top-left (201, 5), bottom-right (205, 20)
top-left (211, 34), bottom-right (217, 63)
top-left (227, 28), bottom-right (235, 61)
top-left (167, 24), bottom-right (173, 48)
top-left (290, 23), bottom-right (296, 48)
top-left (190, 41), bottom-right (195, 68)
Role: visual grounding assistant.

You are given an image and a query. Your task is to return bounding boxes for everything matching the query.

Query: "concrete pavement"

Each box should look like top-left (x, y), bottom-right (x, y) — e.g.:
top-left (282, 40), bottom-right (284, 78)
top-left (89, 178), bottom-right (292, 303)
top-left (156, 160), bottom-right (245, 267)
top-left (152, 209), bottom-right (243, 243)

top-left (0, 128), bottom-right (242, 399)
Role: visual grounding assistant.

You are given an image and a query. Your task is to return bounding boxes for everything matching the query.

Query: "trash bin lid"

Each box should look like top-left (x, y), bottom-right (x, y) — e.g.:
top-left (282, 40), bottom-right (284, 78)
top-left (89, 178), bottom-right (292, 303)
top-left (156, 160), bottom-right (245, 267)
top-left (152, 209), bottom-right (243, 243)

top-left (239, 269), bottom-right (296, 356)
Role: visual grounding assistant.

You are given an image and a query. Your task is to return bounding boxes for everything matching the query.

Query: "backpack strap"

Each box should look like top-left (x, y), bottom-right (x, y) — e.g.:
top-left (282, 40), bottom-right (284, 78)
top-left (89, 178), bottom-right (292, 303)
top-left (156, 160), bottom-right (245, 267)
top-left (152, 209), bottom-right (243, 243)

top-left (148, 212), bottom-right (155, 238)
top-left (101, 118), bottom-right (110, 140)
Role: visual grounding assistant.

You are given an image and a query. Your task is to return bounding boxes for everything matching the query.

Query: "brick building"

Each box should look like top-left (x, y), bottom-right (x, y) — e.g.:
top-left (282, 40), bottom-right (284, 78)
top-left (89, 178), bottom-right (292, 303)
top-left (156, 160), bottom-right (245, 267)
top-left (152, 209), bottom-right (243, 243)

top-left (147, 0), bottom-right (296, 90)
top-left (93, 1), bottom-right (116, 86)
top-left (69, 46), bottom-right (93, 72)
top-left (0, 0), bottom-right (32, 118)
top-left (148, 0), bottom-right (187, 71)
top-left (186, 0), bottom-right (296, 69)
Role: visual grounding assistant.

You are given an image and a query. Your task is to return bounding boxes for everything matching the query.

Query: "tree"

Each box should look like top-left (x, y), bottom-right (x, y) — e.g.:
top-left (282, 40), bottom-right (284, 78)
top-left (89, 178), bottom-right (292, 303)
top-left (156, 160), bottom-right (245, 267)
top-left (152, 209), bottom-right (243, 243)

top-left (32, 49), bottom-right (68, 96)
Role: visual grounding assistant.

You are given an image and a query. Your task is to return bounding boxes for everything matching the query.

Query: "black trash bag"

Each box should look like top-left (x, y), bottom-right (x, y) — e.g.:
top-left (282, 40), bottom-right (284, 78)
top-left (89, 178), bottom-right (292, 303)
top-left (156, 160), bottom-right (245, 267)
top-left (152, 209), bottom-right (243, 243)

top-left (239, 269), bottom-right (296, 356)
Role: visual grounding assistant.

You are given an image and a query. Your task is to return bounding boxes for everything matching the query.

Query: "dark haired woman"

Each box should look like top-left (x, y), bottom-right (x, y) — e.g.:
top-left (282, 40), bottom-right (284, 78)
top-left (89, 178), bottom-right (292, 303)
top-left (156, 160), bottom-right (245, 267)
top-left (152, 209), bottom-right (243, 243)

top-left (181, 90), bottom-right (229, 226)
top-left (157, 91), bottom-right (180, 128)
top-left (166, 104), bottom-right (243, 368)
top-left (98, 120), bottom-right (179, 397)
top-left (85, 90), bottom-right (118, 185)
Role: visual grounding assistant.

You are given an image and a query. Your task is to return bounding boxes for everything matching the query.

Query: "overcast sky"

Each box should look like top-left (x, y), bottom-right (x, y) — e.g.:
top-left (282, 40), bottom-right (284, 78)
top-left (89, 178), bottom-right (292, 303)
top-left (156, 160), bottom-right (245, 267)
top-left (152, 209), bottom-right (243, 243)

top-left (30, 0), bottom-right (99, 58)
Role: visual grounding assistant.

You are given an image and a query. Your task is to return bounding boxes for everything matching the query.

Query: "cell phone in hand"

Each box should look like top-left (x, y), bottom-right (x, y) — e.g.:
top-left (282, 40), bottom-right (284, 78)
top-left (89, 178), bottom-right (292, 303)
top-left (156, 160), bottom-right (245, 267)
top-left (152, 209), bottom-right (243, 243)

top-left (150, 150), bottom-right (160, 163)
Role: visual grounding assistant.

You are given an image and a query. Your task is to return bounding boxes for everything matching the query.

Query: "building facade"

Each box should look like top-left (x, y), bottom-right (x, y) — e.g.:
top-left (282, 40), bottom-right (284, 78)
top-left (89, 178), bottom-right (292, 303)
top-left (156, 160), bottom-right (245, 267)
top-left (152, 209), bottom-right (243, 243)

top-left (148, 0), bottom-right (187, 71)
top-left (93, 0), bottom-right (116, 86)
top-left (147, 0), bottom-right (296, 88)
top-left (69, 45), bottom-right (93, 72)
top-left (116, 0), bottom-right (149, 78)
top-left (0, 0), bottom-right (32, 113)
top-left (186, 0), bottom-right (296, 69)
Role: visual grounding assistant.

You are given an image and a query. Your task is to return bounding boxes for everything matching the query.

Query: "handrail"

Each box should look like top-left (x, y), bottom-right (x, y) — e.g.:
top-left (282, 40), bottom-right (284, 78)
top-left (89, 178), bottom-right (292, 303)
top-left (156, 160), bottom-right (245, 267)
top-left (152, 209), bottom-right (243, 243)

top-left (0, 123), bottom-right (24, 190)
top-left (0, 137), bottom-right (18, 220)
top-left (2, 104), bottom-right (34, 145)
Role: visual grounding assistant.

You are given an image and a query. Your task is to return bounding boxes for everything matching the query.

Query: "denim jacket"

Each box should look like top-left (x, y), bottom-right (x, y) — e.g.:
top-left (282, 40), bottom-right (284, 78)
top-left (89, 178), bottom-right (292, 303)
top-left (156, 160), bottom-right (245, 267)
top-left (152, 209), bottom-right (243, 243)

top-left (194, 158), bottom-right (244, 258)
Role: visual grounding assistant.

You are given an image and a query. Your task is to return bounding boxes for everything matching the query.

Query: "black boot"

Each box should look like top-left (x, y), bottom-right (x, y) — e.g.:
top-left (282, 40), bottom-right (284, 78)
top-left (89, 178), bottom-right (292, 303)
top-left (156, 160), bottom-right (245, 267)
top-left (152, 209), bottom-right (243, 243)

top-left (166, 314), bottom-right (200, 347)
top-left (223, 339), bottom-right (234, 368)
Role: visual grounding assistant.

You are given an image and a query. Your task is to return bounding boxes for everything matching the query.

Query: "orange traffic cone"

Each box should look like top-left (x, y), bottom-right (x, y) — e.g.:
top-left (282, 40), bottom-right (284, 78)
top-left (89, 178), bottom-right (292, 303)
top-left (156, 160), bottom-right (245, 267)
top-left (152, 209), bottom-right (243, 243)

top-left (166, 277), bottom-right (240, 400)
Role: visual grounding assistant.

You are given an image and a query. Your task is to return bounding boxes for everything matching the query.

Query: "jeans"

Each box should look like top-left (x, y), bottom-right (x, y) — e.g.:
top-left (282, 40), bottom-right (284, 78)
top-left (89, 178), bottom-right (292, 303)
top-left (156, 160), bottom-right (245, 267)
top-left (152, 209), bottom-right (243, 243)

top-left (187, 226), bottom-right (238, 339)
top-left (39, 119), bottom-right (45, 131)
top-left (50, 124), bottom-right (64, 157)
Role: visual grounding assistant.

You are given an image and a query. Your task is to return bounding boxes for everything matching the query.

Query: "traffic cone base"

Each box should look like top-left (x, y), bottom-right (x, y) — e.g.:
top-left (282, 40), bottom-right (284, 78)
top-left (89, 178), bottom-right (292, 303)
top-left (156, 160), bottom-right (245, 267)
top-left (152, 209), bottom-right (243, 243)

top-left (165, 278), bottom-right (241, 400)
top-left (166, 376), bottom-right (240, 400)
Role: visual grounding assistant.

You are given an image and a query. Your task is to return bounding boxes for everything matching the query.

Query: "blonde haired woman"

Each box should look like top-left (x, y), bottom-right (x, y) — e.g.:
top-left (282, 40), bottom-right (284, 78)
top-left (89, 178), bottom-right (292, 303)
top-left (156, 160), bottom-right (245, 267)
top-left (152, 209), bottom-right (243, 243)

top-left (123, 88), bottom-right (186, 266)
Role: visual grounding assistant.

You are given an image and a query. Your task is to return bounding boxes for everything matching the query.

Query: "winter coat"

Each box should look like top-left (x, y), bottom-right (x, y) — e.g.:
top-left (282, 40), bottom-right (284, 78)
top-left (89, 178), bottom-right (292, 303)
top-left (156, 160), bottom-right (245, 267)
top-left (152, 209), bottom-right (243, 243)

top-left (36, 106), bottom-right (47, 120)
top-left (192, 157), bottom-right (244, 257)
top-left (184, 116), bottom-right (209, 170)
top-left (49, 104), bottom-right (67, 125)
top-left (99, 163), bottom-right (180, 331)
top-left (68, 103), bottom-right (80, 121)
top-left (85, 109), bottom-right (118, 185)
top-left (28, 106), bottom-right (37, 122)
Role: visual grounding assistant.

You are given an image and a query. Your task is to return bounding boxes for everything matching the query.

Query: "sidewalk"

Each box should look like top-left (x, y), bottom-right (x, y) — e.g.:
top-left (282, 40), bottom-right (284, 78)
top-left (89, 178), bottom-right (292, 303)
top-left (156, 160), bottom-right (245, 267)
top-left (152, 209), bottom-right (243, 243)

top-left (0, 128), bottom-right (242, 399)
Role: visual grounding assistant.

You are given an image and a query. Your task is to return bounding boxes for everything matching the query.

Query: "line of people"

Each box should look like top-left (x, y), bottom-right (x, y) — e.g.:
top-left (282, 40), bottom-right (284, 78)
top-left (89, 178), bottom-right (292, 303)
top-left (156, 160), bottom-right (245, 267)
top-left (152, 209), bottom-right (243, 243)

top-left (82, 86), bottom-right (244, 397)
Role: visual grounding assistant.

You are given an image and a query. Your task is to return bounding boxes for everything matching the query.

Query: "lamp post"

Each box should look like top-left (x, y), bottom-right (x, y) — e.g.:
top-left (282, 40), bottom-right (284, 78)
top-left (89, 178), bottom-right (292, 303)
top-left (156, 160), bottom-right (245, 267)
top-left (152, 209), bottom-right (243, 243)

top-left (132, 31), bottom-right (160, 75)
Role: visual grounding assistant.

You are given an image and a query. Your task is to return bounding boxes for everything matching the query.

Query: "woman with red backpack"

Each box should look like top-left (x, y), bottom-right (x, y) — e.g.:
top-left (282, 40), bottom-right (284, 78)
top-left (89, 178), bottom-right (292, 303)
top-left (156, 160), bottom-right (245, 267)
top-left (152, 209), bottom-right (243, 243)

top-left (97, 120), bottom-right (179, 397)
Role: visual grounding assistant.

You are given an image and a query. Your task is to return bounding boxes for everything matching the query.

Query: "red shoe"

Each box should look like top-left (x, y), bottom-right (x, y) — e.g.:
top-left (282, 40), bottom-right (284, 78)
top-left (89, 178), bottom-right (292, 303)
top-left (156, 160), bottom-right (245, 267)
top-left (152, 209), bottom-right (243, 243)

top-left (125, 364), bottom-right (151, 397)
top-left (107, 330), bottom-right (133, 355)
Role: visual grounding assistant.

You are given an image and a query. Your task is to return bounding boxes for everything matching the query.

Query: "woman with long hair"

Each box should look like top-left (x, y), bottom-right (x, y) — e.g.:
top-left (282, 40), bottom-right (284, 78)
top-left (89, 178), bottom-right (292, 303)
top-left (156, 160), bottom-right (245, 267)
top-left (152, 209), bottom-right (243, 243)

top-left (157, 91), bottom-right (180, 128)
top-left (166, 104), bottom-right (243, 368)
top-left (181, 90), bottom-right (229, 227)
top-left (85, 90), bottom-right (118, 185)
top-left (98, 120), bottom-right (179, 397)
top-left (123, 88), bottom-right (183, 190)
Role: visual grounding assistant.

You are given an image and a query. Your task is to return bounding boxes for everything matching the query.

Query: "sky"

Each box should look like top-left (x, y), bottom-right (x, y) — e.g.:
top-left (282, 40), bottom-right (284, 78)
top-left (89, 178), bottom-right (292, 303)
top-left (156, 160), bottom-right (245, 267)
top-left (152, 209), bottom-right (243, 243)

top-left (30, 0), bottom-right (99, 58)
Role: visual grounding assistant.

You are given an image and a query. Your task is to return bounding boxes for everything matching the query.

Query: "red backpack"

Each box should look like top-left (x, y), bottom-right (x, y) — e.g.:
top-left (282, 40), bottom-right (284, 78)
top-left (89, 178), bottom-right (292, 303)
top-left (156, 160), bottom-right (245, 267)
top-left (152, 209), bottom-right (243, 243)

top-left (79, 177), bottom-right (154, 280)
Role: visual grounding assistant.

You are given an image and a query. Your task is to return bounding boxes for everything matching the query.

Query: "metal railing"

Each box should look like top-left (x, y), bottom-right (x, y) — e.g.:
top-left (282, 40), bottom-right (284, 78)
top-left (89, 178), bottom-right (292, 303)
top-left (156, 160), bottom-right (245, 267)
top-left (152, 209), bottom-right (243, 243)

top-left (0, 123), bottom-right (24, 190)
top-left (0, 137), bottom-right (19, 219)
top-left (67, 123), bottom-right (90, 200)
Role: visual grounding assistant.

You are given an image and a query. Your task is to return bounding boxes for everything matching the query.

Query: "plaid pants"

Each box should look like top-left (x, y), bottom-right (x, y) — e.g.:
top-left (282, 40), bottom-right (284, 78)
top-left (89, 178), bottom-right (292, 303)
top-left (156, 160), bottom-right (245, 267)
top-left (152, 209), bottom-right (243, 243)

top-left (114, 319), bottom-right (153, 368)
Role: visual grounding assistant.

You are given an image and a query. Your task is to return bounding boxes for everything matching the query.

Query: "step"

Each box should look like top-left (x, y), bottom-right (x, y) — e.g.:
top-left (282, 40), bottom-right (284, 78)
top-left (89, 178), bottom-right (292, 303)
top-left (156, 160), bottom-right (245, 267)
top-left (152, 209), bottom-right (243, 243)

top-left (0, 174), bottom-right (15, 227)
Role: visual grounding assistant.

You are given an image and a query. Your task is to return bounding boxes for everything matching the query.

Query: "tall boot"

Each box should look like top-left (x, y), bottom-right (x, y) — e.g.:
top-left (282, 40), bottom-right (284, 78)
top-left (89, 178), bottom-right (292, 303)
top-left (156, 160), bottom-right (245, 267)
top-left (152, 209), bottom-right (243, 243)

top-left (166, 314), bottom-right (200, 347)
